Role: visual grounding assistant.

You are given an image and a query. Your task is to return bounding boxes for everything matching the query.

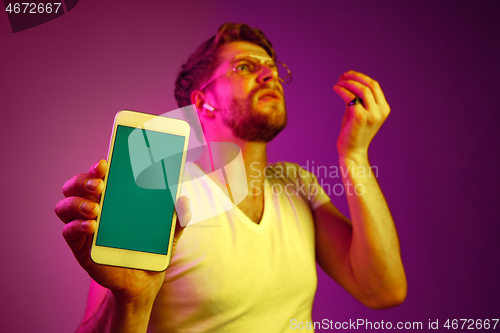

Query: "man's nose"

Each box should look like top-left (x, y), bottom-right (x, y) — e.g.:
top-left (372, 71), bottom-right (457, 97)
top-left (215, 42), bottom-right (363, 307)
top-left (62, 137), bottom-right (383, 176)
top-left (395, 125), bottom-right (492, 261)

top-left (257, 64), bottom-right (279, 83)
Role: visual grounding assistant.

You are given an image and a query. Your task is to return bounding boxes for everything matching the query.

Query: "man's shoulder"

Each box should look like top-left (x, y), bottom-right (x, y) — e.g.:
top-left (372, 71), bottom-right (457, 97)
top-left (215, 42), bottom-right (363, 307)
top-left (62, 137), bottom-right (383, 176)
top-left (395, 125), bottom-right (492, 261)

top-left (265, 161), bottom-right (331, 209)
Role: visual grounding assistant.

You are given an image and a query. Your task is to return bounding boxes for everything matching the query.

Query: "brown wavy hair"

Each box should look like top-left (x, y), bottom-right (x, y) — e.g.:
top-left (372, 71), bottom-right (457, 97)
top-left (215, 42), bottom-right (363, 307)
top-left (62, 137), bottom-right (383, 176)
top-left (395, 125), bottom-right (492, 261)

top-left (174, 22), bottom-right (276, 108)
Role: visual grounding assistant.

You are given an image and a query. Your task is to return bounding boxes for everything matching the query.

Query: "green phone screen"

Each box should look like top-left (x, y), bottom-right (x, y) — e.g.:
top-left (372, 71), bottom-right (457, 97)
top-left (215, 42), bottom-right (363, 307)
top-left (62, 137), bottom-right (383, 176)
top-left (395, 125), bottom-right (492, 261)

top-left (95, 125), bottom-right (186, 254)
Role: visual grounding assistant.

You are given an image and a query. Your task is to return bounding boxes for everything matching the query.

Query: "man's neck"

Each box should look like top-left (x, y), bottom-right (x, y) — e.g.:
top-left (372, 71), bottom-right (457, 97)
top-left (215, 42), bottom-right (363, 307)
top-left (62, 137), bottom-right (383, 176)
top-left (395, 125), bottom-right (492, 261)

top-left (239, 140), bottom-right (268, 194)
top-left (195, 139), bottom-right (268, 191)
top-left (194, 138), bottom-right (270, 224)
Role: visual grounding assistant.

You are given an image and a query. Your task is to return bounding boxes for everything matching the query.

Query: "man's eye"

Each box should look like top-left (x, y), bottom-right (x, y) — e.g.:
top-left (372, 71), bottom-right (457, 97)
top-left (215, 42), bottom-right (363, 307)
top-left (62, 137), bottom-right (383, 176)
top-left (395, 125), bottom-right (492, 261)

top-left (235, 62), bottom-right (253, 72)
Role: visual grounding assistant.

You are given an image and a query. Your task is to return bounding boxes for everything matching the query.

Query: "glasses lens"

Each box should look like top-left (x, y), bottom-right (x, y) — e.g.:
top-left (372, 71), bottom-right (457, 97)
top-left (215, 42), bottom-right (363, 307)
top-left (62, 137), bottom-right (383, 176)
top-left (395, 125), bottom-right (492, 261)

top-left (276, 62), bottom-right (292, 84)
top-left (233, 58), bottom-right (257, 76)
top-left (232, 57), bottom-right (292, 84)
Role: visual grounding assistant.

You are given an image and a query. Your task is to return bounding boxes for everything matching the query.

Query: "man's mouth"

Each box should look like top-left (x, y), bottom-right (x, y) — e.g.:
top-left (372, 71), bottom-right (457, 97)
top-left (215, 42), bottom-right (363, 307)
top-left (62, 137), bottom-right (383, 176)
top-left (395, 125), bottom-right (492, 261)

top-left (258, 89), bottom-right (282, 101)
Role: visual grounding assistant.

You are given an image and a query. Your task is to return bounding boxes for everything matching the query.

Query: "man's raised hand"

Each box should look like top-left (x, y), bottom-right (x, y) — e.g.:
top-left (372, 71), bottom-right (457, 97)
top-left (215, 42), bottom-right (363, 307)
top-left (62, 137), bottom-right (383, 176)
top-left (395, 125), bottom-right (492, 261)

top-left (333, 71), bottom-right (391, 159)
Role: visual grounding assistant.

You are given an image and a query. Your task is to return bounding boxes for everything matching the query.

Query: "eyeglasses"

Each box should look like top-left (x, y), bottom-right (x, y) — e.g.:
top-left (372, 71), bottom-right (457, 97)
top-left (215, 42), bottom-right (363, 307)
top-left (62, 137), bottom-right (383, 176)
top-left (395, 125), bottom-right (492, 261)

top-left (198, 55), bottom-right (292, 91)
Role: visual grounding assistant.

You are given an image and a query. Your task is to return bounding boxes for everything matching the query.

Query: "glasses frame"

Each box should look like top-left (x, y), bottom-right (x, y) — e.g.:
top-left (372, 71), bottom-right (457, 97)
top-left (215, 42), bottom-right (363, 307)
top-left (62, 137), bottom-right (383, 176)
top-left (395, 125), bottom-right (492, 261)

top-left (198, 55), bottom-right (292, 92)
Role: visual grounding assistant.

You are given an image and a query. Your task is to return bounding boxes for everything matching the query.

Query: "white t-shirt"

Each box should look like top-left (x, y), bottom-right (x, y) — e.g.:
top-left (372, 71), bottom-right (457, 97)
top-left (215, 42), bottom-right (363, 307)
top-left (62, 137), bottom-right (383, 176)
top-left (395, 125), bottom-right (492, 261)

top-left (149, 162), bottom-right (330, 332)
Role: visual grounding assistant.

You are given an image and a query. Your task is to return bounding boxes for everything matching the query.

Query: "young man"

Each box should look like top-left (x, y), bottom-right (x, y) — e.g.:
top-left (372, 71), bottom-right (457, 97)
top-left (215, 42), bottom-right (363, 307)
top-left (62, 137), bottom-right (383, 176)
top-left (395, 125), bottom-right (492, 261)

top-left (55, 23), bottom-right (406, 332)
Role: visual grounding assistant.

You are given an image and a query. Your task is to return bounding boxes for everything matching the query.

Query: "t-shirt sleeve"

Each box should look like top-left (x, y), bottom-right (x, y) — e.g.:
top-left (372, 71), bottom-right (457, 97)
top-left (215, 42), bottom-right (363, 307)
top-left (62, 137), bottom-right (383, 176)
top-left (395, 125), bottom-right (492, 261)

top-left (278, 162), bottom-right (331, 210)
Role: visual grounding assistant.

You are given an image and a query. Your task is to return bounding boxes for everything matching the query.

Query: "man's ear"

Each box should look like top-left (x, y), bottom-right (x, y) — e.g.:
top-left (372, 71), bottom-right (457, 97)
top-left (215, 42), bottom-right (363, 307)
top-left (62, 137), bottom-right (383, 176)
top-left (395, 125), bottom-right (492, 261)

top-left (191, 90), bottom-right (216, 119)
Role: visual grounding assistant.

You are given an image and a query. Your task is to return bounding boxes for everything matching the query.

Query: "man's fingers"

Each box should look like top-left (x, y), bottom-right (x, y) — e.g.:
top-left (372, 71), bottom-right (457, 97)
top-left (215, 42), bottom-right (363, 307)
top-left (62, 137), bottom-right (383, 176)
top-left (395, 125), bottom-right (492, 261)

top-left (334, 84), bottom-right (356, 104)
top-left (170, 196), bottom-right (191, 258)
top-left (176, 195), bottom-right (191, 228)
top-left (62, 173), bottom-right (104, 200)
top-left (89, 160), bottom-right (108, 179)
top-left (340, 71), bottom-right (389, 108)
top-left (336, 79), bottom-right (376, 110)
top-left (55, 197), bottom-right (100, 223)
top-left (62, 219), bottom-right (96, 267)
top-left (62, 160), bottom-right (107, 199)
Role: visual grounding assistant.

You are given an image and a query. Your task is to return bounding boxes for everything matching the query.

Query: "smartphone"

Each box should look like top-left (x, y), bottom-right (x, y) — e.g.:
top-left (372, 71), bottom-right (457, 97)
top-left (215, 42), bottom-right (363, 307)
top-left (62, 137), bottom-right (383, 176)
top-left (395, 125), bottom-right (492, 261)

top-left (90, 110), bottom-right (190, 271)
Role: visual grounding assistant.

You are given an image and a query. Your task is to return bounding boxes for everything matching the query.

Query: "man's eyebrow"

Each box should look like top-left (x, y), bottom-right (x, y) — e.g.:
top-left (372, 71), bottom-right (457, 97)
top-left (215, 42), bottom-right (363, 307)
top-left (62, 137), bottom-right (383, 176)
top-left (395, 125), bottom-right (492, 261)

top-left (249, 54), bottom-right (272, 60)
top-left (233, 54), bottom-right (273, 62)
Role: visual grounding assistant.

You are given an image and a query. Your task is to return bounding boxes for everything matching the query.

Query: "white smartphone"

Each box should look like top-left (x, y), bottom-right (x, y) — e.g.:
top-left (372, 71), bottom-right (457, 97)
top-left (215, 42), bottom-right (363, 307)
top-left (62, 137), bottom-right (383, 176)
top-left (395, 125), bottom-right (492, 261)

top-left (90, 110), bottom-right (190, 271)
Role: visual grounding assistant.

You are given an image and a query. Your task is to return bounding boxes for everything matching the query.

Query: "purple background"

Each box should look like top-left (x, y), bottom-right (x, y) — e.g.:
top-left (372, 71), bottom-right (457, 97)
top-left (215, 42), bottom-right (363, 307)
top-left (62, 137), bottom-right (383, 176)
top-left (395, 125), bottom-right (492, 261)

top-left (1, 1), bottom-right (499, 331)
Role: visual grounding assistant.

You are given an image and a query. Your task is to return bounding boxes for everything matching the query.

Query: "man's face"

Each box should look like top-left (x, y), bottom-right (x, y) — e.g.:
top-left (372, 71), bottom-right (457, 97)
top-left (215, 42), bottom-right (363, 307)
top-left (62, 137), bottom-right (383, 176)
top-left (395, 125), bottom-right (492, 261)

top-left (207, 41), bottom-right (287, 142)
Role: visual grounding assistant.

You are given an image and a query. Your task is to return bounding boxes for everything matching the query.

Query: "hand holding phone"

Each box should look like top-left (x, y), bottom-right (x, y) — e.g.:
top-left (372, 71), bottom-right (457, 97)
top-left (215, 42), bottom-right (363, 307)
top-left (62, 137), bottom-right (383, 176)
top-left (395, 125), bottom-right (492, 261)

top-left (55, 111), bottom-right (191, 309)
top-left (56, 160), bottom-right (190, 313)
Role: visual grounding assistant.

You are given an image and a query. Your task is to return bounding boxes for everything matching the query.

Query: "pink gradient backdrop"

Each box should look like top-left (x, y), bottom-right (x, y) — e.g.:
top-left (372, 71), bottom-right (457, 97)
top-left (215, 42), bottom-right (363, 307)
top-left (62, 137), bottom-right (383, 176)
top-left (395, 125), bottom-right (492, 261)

top-left (1, 1), bottom-right (499, 331)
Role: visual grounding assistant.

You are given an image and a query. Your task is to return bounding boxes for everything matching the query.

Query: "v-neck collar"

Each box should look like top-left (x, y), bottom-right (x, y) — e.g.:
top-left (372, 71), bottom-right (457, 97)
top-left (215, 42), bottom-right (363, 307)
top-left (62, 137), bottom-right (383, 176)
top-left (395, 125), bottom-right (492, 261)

top-left (233, 178), bottom-right (271, 233)
top-left (186, 162), bottom-right (271, 233)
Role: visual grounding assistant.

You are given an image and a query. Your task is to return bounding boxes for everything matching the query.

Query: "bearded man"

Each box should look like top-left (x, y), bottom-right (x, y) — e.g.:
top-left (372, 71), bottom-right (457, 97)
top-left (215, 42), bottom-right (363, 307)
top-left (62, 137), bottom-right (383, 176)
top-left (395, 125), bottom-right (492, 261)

top-left (55, 23), bottom-right (406, 332)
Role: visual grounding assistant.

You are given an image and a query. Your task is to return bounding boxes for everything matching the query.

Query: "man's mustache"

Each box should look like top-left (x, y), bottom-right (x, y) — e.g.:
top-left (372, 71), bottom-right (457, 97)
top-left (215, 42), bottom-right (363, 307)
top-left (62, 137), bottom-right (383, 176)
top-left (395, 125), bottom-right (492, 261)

top-left (250, 82), bottom-right (284, 99)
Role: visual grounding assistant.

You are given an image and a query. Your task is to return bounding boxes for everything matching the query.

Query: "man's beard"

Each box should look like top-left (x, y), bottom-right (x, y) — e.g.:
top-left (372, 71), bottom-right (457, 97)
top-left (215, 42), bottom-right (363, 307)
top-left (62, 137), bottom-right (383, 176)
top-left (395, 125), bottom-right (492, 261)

top-left (218, 84), bottom-right (287, 143)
